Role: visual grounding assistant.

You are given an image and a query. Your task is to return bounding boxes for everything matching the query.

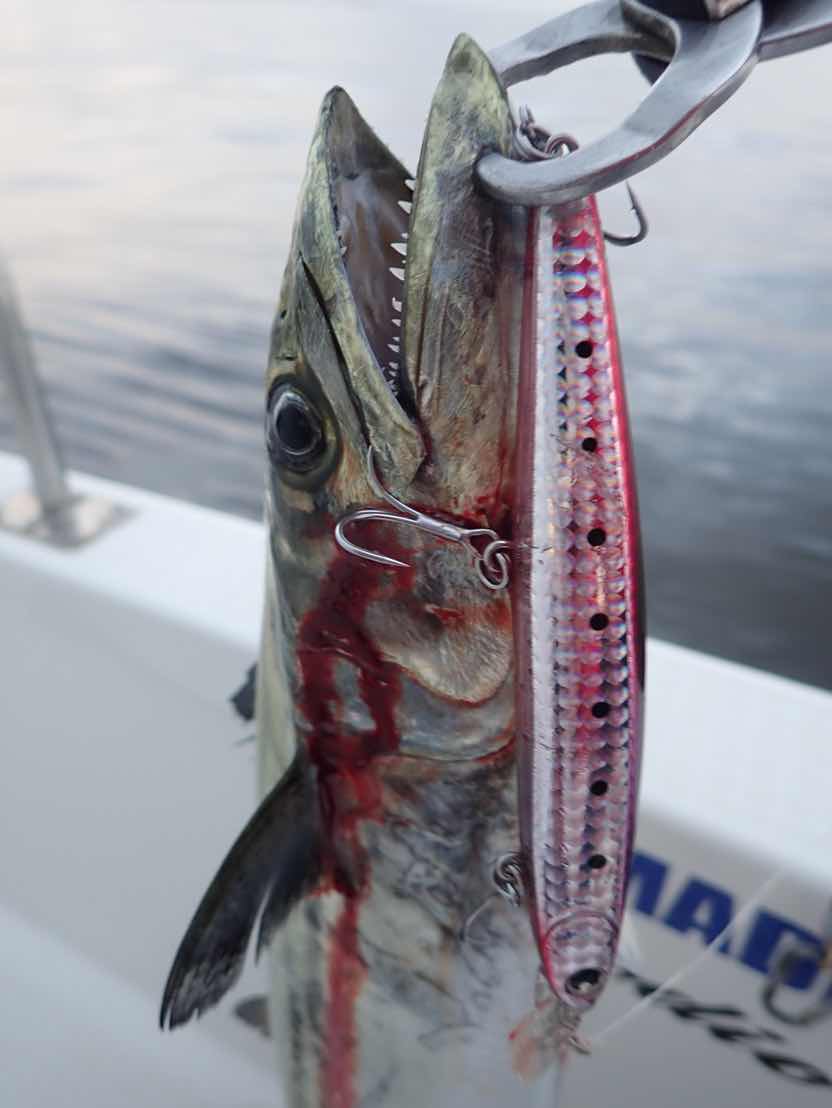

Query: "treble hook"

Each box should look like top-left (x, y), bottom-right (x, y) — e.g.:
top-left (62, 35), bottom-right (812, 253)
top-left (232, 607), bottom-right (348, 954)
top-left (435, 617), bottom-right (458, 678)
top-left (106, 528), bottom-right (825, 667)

top-left (514, 106), bottom-right (648, 247)
top-left (334, 447), bottom-right (510, 590)
top-left (602, 183), bottom-right (648, 247)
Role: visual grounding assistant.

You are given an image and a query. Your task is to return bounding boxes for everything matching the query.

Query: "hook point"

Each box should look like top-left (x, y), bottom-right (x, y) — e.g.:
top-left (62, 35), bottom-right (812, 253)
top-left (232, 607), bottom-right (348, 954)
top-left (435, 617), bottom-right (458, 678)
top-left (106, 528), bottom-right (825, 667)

top-left (604, 182), bottom-right (648, 247)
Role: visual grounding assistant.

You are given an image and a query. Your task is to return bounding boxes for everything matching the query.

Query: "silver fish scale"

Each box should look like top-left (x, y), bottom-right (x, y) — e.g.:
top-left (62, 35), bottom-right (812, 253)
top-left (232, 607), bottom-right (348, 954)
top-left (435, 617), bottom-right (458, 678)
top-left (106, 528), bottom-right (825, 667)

top-left (515, 198), bottom-right (641, 1012)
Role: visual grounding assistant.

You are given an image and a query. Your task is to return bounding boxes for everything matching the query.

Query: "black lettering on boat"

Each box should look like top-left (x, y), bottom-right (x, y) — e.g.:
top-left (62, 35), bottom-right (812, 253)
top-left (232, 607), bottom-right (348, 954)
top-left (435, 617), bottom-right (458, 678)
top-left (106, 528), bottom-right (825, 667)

top-left (617, 970), bottom-right (832, 1087)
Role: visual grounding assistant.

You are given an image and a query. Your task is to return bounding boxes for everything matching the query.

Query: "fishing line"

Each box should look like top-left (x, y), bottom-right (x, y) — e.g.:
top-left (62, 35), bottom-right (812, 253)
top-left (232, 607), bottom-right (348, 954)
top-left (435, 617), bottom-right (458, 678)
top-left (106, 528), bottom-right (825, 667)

top-left (550, 1054), bottom-right (566, 1108)
top-left (592, 796), bottom-right (832, 1048)
top-left (538, 875), bottom-right (791, 1103)
top-left (591, 869), bottom-right (786, 1047)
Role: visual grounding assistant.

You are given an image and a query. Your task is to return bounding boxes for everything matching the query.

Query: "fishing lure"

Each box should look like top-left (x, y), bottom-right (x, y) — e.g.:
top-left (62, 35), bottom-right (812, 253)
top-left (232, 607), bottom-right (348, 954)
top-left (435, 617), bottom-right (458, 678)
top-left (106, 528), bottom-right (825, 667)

top-left (514, 189), bottom-right (644, 1034)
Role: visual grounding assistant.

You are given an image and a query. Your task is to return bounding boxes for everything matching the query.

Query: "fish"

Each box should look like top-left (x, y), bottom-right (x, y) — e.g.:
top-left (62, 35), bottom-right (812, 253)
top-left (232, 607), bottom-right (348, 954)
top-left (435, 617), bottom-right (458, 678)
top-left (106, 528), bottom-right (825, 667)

top-left (159, 31), bottom-right (644, 1106)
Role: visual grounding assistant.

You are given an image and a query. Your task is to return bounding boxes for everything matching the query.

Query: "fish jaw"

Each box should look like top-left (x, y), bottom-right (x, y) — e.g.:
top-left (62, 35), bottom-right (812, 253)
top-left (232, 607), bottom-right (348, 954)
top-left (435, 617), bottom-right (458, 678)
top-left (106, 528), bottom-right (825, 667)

top-left (278, 84), bottom-right (424, 491)
top-left (513, 200), bottom-right (645, 1014)
top-left (402, 34), bottom-right (519, 520)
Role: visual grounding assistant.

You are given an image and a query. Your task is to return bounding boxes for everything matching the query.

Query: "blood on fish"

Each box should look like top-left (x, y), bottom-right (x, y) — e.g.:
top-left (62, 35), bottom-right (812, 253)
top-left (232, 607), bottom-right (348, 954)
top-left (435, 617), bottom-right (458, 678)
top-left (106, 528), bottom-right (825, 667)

top-left (323, 895), bottom-right (364, 1108)
top-left (425, 603), bottom-right (466, 628)
top-left (296, 506), bottom-right (512, 1100)
top-left (295, 525), bottom-right (413, 1107)
top-left (297, 530), bottom-right (409, 779)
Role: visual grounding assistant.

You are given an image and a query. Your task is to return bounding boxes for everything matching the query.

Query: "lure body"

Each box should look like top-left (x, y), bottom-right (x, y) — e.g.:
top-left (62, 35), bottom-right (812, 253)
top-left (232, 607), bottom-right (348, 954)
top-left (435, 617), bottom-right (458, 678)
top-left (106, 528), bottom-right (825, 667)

top-left (514, 200), bottom-right (644, 1020)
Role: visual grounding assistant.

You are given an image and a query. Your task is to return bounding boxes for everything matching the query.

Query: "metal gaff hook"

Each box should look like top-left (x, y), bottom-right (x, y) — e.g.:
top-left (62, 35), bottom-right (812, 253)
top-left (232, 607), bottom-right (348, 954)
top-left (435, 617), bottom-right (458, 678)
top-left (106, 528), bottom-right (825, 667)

top-left (334, 447), bottom-right (511, 590)
top-left (476, 0), bottom-right (764, 206)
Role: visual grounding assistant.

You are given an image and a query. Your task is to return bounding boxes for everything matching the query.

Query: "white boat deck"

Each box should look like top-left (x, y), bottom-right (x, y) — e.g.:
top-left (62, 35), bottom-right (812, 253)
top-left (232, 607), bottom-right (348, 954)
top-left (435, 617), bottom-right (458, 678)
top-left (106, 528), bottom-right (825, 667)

top-left (2, 449), bottom-right (830, 1106)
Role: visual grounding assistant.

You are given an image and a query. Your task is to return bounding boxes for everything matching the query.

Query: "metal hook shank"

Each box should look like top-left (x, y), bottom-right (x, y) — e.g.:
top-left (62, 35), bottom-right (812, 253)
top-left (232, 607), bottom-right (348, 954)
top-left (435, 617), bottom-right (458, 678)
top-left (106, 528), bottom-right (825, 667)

top-left (334, 509), bottom-right (413, 570)
top-left (336, 505), bottom-right (472, 568)
top-left (475, 0), bottom-right (763, 206)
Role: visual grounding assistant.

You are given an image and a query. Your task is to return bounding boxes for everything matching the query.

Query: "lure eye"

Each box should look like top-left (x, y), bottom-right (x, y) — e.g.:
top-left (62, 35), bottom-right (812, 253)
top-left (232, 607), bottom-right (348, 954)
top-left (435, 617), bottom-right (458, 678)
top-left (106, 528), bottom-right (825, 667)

top-left (566, 967), bottom-right (603, 997)
top-left (266, 384), bottom-right (325, 472)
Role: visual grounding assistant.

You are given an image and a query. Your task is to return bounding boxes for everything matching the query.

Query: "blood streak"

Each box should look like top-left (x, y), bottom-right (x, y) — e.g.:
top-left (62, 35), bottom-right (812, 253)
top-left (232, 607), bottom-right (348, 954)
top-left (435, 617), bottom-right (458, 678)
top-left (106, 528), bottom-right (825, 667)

top-left (323, 895), bottom-right (363, 1108)
top-left (295, 525), bottom-right (411, 1107)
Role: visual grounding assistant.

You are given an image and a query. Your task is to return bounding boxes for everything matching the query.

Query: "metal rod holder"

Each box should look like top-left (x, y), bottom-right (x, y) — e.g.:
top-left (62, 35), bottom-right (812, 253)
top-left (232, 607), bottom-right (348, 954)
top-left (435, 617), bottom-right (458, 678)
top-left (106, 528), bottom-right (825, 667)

top-left (0, 258), bottom-right (127, 547)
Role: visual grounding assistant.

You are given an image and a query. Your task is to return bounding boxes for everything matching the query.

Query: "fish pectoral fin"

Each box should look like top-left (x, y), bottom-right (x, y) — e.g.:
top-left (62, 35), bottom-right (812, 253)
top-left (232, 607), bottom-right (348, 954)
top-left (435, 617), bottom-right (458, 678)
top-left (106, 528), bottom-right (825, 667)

top-left (159, 755), bottom-right (322, 1030)
top-left (229, 663), bottom-right (257, 722)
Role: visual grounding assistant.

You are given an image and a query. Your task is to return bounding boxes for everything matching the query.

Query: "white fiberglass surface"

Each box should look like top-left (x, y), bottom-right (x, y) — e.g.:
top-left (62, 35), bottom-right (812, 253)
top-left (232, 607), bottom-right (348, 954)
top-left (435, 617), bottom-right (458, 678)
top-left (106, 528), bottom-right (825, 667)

top-left (0, 902), bottom-right (277, 1108)
top-left (0, 452), bottom-right (276, 1103)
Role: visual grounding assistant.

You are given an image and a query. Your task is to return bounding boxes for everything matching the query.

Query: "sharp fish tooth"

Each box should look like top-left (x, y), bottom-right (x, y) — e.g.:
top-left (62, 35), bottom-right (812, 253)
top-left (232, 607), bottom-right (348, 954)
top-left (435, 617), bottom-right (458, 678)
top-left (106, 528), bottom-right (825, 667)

top-left (391, 242), bottom-right (408, 257)
top-left (392, 318), bottom-right (401, 327)
top-left (392, 298), bottom-right (402, 312)
top-left (398, 200), bottom-right (412, 214)
top-left (389, 361), bottom-right (399, 370)
top-left (405, 178), bottom-right (415, 191)
top-left (390, 267), bottom-right (405, 281)
top-left (388, 342), bottom-right (400, 353)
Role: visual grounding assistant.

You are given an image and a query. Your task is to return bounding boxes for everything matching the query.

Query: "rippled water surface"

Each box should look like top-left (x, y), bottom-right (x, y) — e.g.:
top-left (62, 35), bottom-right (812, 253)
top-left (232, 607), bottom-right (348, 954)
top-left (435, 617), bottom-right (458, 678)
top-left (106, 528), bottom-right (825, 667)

top-left (2, 0), bottom-right (831, 688)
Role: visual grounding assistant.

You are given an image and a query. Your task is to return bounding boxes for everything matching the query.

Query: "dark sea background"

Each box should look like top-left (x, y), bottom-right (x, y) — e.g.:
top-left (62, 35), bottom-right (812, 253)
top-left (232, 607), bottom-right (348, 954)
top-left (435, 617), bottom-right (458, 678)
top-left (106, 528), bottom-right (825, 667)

top-left (1, 0), bottom-right (830, 689)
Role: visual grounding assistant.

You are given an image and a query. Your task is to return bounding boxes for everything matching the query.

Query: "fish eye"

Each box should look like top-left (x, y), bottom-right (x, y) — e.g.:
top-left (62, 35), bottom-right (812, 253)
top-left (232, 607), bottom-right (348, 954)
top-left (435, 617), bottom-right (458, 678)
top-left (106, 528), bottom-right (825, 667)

top-left (266, 384), bottom-right (325, 472)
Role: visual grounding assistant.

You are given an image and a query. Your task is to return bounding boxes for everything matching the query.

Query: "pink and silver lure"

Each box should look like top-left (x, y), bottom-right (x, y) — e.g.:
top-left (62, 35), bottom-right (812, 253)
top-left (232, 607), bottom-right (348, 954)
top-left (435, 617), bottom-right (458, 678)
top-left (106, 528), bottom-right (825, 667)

top-left (513, 196), bottom-right (645, 1035)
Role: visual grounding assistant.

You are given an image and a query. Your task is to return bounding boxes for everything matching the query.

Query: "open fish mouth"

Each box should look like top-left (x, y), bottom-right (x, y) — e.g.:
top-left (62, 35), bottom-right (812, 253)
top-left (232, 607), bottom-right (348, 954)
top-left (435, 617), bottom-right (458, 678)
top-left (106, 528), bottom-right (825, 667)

top-left (303, 40), bottom-right (520, 502)
top-left (325, 101), bottom-right (416, 411)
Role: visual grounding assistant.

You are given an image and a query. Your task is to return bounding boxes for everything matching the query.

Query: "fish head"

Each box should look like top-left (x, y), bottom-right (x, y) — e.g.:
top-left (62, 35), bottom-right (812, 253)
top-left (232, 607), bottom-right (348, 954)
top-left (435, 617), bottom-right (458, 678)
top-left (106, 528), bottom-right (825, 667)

top-left (264, 35), bottom-right (524, 762)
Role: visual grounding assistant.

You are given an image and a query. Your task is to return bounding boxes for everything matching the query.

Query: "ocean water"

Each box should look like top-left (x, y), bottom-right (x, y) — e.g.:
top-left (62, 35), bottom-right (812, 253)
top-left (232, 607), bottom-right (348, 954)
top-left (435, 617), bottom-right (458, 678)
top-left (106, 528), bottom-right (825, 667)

top-left (1, 0), bottom-right (830, 688)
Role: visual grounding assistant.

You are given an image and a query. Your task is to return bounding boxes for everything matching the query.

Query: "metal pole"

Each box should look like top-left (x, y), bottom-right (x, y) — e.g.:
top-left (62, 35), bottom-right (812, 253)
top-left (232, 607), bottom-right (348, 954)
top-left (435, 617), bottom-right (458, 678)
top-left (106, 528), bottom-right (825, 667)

top-left (0, 258), bottom-right (72, 513)
top-left (0, 257), bottom-right (126, 547)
